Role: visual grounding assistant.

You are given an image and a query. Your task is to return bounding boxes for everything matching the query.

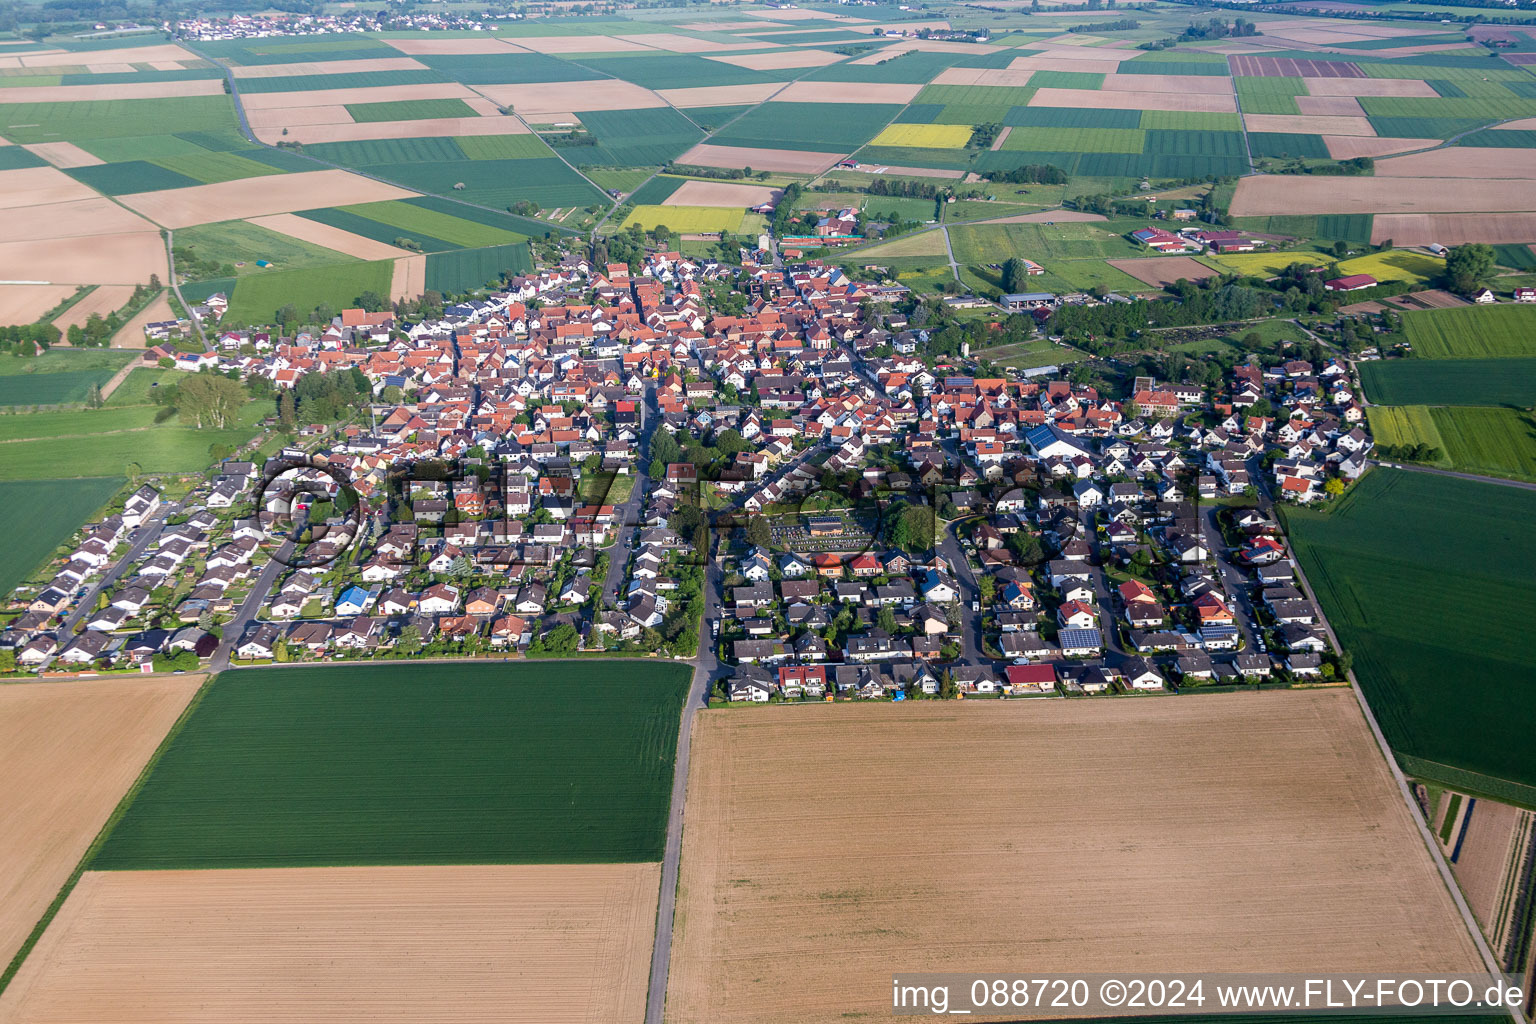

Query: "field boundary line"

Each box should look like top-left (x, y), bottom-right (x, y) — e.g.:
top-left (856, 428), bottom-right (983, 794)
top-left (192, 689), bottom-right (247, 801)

top-left (0, 672), bottom-right (215, 998)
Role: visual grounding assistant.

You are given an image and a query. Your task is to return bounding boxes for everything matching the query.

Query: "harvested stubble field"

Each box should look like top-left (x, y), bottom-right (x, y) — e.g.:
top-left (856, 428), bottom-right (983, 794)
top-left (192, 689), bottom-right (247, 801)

top-left (1372, 212), bottom-right (1536, 246)
top-left (675, 142), bottom-right (840, 174)
top-left (1447, 797), bottom-right (1533, 944)
top-left (0, 675), bottom-right (203, 975)
top-left (0, 284), bottom-right (76, 325)
top-left (666, 693), bottom-right (1483, 1024)
top-left (1231, 176), bottom-right (1536, 216)
top-left (117, 169), bottom-right (415, 228)
top-left (0, 863), bottom-right (659, 1024)
top-left (667, 180), bottom-right (781, 207)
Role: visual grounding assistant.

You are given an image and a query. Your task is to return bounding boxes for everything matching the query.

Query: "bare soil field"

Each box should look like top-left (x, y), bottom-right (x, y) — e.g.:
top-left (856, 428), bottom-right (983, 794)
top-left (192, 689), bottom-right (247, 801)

top-left (1007, 56), bottom-right (1123, 75)
top-left (118, 169), bottom-right (416, 229)
top-left (0, 167), bottom-right (101, 210)
top-left (6, 197), bottom-right (154, 239)
top-left (257, 114), bottom-right (527, 146)
top-left (1230, 54), bottom-right (1365, 78)
top-left (0, 675), bottom-right (202, 976)
top-left (660, 83), bottom-right (784, 107)
top-left (21, 142), bottom-right (103, 169)
top-left (710, 49), bottom-right (843, 69)
top-left (53, 284), bottom-right (135, 331)
top-left (390, 253), bottom-right (428, 302)
top-left (1376, 147), bottom-right (1536, 177)
top-left (384, 37), bottom-right (521, 55)
top-left (1447, 798), bottom-right (1530, 940)
top-left (1374, 212), bottom-right (1536, 244)
top-left (0, 79), bottom-right (222, 103)
top-left (11, 44), bottom-right (196, 68)
top-left (230, 57), bottom-right (429, 78)
top-left (1109, 256), bottom-right (1221, 287)
top-left (0, 232), bottom-right (167, 286)
top-left (1243, 113), bottom-right (1376, 135)
top-left (1384, 288), bottom-right (1470, 309)
top-left (0, 284), bottom-right (76, 324)
top-left (1102, 73), bottom-right (1233, 94)
top-left (512, 34), bottom-right (658, 53)
top-left (1232, 175), bottom-right (1536, 216)
top-left (1324, 135), bottom-right (1429, 159)
top-left (250, 213), bottom-right (410, 261)
top-left (245, 104), bottom-right (353, 128)
top-left (1295, 95), bottom-right (1365, 116)
top-left (668, 180), bottom-right (783, 207)
top-left (477, 79), bottom-right (664, 114)
top-left (108, 290), bottom-right (173, 347)
top-left (239, 82), bottom-right (475, 111)
top-left (935, 67), bottom-right (1040, 89)
top-left (666, 692), bottom-right (1484, 1024)
top-left (0, 863), bottom-right (659, 1024)
top-left (1496, 116), bottom-right (1536, 131)
top-left (616, 32), bottom-right (774, 53)
top-left (676, 143), bottom-right (840, 174)
top-left (1030, 87), bottom-right (1237, 112)
top-left (1304, 76), bottom-right (1438, 97)
top-left (773, 80), bottom-right (922, 104)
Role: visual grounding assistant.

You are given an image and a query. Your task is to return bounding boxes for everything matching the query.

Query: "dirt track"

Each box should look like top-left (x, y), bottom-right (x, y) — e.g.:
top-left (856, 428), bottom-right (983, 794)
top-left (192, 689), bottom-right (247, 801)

top-left (0, 863), bottom-right (659, 1024)
top-left (666, 692), bottom-right (1484, 1024)
top-left (0, 676), bottom-right (202, 977)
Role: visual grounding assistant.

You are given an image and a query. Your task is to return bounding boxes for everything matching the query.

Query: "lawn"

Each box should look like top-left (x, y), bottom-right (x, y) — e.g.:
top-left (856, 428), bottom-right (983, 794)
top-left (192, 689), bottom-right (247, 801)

top-left (176, 219), bottom-right (363, 278)
top-left (1401, 304), bottom-right (1536, 358)
top-left (1359, 357), bottom-right (1536, 406)
top-left (0, 477), bottom-right (123, 595)
top-left (91, 661), bottom-right (692, 868)
top-left (1286, 468), bottom-right (1536, 805)
top-left (224, 260), bottom-right (395, 325)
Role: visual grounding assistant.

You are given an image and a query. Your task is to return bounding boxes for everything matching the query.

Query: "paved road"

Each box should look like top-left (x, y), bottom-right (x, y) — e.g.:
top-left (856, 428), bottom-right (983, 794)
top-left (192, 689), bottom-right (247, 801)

top-left (644, 542), bottom-right (726, 1024)
top-left (598, 386), bottom-right (658, 607)
top-left (1373, 459), bottom-right (1536, 493)
top-left (38, 498), bottom-right (183, 670)
top-left (937, 520), bottom-right (986, 665)
top-left (210, 536), bottom-right (295, 672)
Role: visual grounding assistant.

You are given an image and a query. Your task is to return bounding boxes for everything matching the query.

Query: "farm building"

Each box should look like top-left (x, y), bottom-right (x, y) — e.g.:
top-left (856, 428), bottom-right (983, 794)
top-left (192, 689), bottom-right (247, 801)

top-left (1324, 274), bottom-right (1377, 293)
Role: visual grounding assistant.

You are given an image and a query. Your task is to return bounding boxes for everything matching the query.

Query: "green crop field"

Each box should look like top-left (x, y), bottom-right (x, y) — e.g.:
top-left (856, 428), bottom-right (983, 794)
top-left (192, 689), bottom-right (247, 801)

top-left (344, 97), bottom-right (479, 122)
top-left (0, 146), bottom-right (46, 170)
top-left (224, 260), bottom-right (393, 325)
top-left (1359, 95), bottom-right (1536, 120)
top-left (1364, 405), bottom-right (1446, 456)
top-left (1400, 305), bottom-right (1536, 358)
top-left (63, 159), bottom-right (199, 194)
top-left (625, 175), bottom-right (684, 206)
top-left (0, 368), bottom-right (123, 407)
top-left (338, 199), bottom-right (528, 248)
top-left (1026, 69), bottom-right (1105, 90)
top-left (710, 101), bottom-right (902, 152)
top-left (1006, 106), bottom-right (1141, 130)
top-left (302, 135), bottom-right (468, 166)
top-left (454, 133), bottom-right (552, 160)
top-left (354, 156), bottom-right (607, 211)
top-left (235, 69), bottom-right (447, 93)
top-left (571, 106), bottom-right (704, 166)
top-left (1248, 132), bottom-right (1329, 160)
top-left (0, 96), bottom-right (240, 142)
top-left (417, 51), bottom-right (602, 85)
top-left (1367, 115), bottom-right (1488, 138)
top-left (1004, 126), bottom-right (1145, 154)
top-left (0, 477), bottom-right (123, 595)
top-left (1235, 76), bottom-right (1304, 115)
top-left (296, 206), bottom-right (457, 253)
top-left (0, 422), bottom-right (259, 481)
top-left (1139, 110), bottom-right (1244, 131)
top-left (0, 404), bottom-right (159, 442)
top-left (949, 220), bottom-right (1145, 263)
top-left (425, 242), bottom-right (533, 293)
top-left (1429, 406), bottom-right (1536, 481)
top-left (1286, 469), bottom-right (1536, 804)
top-left (176, 219), bottom-right (363, 276)
top-left (92, 662), bottom-right (692, 868)
top-left (914, 84), bottom-right (1036, 109)
top-left (582, 53), bottom-right (781, 90)
top-left (1360, 357), bottom-right (1536, 406)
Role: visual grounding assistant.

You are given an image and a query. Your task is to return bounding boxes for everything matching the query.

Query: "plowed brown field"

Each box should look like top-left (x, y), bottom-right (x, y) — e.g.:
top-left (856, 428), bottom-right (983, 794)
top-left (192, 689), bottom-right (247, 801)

top-left (0, 676), bottom-right (202, 976)
top-left (666, 692), bottom-right (1483, 1024)
top-left (0, 863), bottom-right (659, 1024)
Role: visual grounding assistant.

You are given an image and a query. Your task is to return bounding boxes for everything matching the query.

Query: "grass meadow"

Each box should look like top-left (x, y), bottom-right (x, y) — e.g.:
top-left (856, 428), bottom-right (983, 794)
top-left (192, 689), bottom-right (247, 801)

top-left (224, 261), bottom-right (394, 325)
top-left (176, 220), bottom-right (362, 277)
top-left (1286, 468), bottom-right (1536, 805)
top-left (92, 661), bottom-right (692, 868)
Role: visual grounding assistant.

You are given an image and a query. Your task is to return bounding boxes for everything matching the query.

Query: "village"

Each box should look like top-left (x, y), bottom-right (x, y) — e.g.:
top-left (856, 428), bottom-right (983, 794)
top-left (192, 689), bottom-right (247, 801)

top-left (2, 238), bottom-right (1371, 701)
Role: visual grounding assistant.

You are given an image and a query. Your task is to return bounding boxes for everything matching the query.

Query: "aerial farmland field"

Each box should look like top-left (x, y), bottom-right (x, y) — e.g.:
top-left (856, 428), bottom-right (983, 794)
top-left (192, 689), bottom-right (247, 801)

top-left (1400, 304), bottom-right (1536, 358)
top-left (1359, 357), bottom-right (1536, 406)
top-left (0, 477), bottom-right (124, 595)
top-left (92, 661), bottom-right (691, 868)
top-left (1287, 469), bottom-right (1536, 804)
top-left (667, 694), bottom-right (1484, 1024)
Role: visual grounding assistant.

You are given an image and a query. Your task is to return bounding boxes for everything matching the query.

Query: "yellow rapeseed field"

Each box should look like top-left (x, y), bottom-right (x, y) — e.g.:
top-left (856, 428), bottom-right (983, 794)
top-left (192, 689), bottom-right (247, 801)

top-left (869, 122), bottom-right (975, 149)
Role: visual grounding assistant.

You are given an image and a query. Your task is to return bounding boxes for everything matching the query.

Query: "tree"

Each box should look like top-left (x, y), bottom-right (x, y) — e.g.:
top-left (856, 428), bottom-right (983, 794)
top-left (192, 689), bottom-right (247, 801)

top-left (176, 372), bottom-right (248, 429)
top-left (939, 669), bottom-right (958, 700)
top-left (1444, 243), bottom-right (1495, 295)
top-left (877, 605), bottom-right (898, 634)
top-left (745, 516), bottom-right (771, 549)
top-left (273, 638), bottom-right (290, 663)
top-left (1001, 257), bottom-right (1027, 293)
top-left (1323, 477), bottom-right (1346, 498)
top-left (356, 290), bottom-right (387, 312)
top-left (396, 624), bottom-right (422, 655)
top-left (977, 574), bottom-right (995, 605)
top-left (889, 503), bottom-right (939, 553)
top-left (278, 390), bottom-right (298, 432)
